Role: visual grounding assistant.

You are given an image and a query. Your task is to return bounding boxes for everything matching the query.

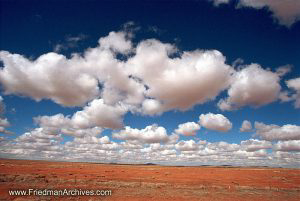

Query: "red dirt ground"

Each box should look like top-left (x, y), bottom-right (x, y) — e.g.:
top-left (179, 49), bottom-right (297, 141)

top-left (0, 159), bottom-right (299, 201)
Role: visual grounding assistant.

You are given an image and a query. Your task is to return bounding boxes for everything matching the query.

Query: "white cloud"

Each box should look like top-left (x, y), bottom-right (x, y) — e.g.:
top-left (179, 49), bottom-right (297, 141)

top-left (286, 77), bottom-right (300, 108)
top-left (255, 122), bottom-right (300, 141)
top-left (34, 113), bottom-right (71, 128)
top-left (237, 0), bottom-right (300, 27)
top-left (240, 120), bottom-right (252, 132)
top-left (218, 64), bottom-right (281, 110)
top-left (1, 28), bottom-right (288, 120)
top-left (34, 112), bottom-right (105, 137)
top-left (275, 65), bottom-right (292, 77)
top-left (53, 44), bottom-right (64, 53)
top-left (71, 99), bottom-right (127, 129)
top-left (61, 127), bottom-right (103, 138)
top-left (210, 0), bottom-right (300, 27)
top-left (73, 135), bottom-right (111, 144)
top-left (273, 151), bottom-right (300, 164)
top-left (3, 127), bottom-right (63, 157)
top-left (274, 140), bottom-right (300, 152)
top-left (199, 113), bottom-right (232, 132)
top-left (121, 141), bottom-right (144, 150)
top-left (0, 51), bottom-right (100, 106)
top-left (235, 149), bottom-right (268, 158)
top-left (63, 135), bottom-right (120, 160)
top-left (175, 140), bottom-right (199, 151)
top-left (241, 139), bottom-right (272, 152)
top-left (1, 27), bottom-right (299, 167)
top-left (53, 33), bottom-right (88, 53)
top-left (33, 99), bottom-right (127, 136)
top-left (207, 141), bottom-right (240, 152)
top-left (0, 96), bottom-right (12, 134)
top-left (141, 99), bottom-right (163, 115)
top-left (98, 31), bottom-right (132, 53)
top-left (197, 147), bottom-right (218, 156)
top-left (1, 124), bottom-right (299, 167)
top-left (287, 77), bottom-right (300, 91)
top-left (127, 40), bottom-right (234, 114)
top-left (0, 118), bottom-right (10, 127)
top-left (175, 122), bottom-right (200, 136)
top-left (0, 30), bottom-right (141, 107)
top-left (278, 91), bottom-right (295, 103)
top-left (0, 29), bottom-right (236, 119)
top-left (112, 124), bottom-right (173, 144)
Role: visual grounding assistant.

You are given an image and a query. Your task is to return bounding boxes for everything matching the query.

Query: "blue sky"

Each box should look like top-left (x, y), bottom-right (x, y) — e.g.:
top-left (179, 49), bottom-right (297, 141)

top-left (0, 0), bottom-right (299, 167)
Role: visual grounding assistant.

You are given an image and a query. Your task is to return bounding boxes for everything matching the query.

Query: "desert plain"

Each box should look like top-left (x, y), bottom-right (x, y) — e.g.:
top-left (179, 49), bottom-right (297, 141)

top-left (0, 159), bottom-right (299, 201)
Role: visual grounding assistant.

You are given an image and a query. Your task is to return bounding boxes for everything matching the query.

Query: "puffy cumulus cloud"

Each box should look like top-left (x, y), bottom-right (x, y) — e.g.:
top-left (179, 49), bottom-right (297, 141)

top-left (241, 139), bottom-right (272, 152)
top-left (73, 135), bottom-right (111, 145)
top-left (0, 118), bottom-right (10, 127)
top-left (218, 64), bottom-right (281, 111)
top-left (141, 143), bottom-right (175, 154)
top-left (285, 77), bottom-right (300, 108)
top-left (127, 40), bottom-right (234, 114)
top-left (207, 141), bottom-right (240, 152)
top-left (1, 128), bottom-right (300, 167)
top-left (1, 27), bottom-right (288, 120)
top-left (274, 140), bottom-right (300, 152)
top-left (66, 137), bottom-right (119, 152)
top-left (16, 127), bottom-right (62, 143)
top-left (34, 113), bottom-right (71, 128)
top-left (255, 122), bottom-right (300, 141)
top-left (33, 112), bottom-right (104, 138)
top-left (0, 30), bottom-right (141, 107)
top-left (98, 31), bottom-right (132, 53)
top-left (32, 99), bottom-right (126, 138)
top-left (278, 91), bottom-right (295, 103)
top-left (275, 64), bottom-right (292, 77)
top-left (141, 99), bottom-right (163, 115)
top-left (121, 141), bottom-right (144, 150)
top-left (175, 122), bottom-right (200, 136)
top-left (61, 127), bottom-right (103, 138)
top-left (175, 140), bottom-right (199, 151)
top-left (272, 151), bottom-right (300, 167)
top-left (0, 51), bottom-right (100, 106)
top-left (0, 117), bottom-right (12, 134)
top-left (240, 120), bottom-right (252, 132)
top-left (0, 127), bottom-right (63, 159)
top-left (34, 112), bottom-right (104, 137)
top-left (0, 96), bottom-right (12, 134)
top-left (209, 0), bottom-right (300, 27)
top-left (63, 135), bottom-right (120, 162)
top-left (0, 123), bottom-right (118, 160)
top-left (199, 113), bottom-right (232, 132)
top-left (112, 124), bottom-right (175, 144)
top-left (287, 77), bottom-right (300, 91)
top-left (234, 149), bottom-right (269, 159)
top-left (0, 28), bottom-right (238, 120)
top-left (237, 0), bottom-right (300, 27)
top-left (71, 99), bottom-right (128, 129)
top-left (167, 133), bottom-right (180, 145)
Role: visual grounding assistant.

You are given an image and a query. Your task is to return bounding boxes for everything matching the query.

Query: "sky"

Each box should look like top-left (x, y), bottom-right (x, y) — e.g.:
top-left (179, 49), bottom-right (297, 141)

top-left (0, 0), bottom-right (300, 167)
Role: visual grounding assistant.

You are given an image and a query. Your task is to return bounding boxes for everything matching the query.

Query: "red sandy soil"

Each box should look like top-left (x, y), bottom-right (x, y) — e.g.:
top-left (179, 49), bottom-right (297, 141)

top-left (0, 159), bottom-right (299, 201)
